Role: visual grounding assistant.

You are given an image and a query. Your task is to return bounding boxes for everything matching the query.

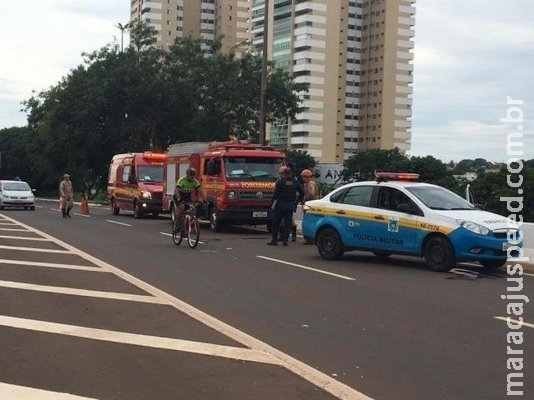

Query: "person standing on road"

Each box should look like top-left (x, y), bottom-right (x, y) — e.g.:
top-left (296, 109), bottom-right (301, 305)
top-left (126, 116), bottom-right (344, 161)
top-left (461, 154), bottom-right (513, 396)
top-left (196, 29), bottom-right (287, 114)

top-left (59, 174), bottom-right (74, 218)
top-left (300, 169), bottom-right (321, 202)
top-left (268, 166), bottom-right (303, 246)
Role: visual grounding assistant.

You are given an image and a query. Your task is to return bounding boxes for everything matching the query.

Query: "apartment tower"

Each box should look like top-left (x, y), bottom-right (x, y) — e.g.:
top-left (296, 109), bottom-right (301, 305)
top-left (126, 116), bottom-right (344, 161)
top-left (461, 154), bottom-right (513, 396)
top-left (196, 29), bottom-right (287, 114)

top-left (129, 0), bottom-right (252, 52)
top-left (129, 0), bottom-right (416, 163)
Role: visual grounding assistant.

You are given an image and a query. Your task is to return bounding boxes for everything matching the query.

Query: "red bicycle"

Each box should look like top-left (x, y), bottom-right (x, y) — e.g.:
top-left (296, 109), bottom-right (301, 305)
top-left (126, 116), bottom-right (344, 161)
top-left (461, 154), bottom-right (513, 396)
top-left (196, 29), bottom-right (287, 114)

top-left (172, 202), bottom-right (200, 249)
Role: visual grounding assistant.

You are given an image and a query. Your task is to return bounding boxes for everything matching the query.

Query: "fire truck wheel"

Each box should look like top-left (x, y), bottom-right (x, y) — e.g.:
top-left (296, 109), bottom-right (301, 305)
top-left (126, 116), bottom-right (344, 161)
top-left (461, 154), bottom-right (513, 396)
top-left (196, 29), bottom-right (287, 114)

top-left (209, 207), bottom-right (223, 232)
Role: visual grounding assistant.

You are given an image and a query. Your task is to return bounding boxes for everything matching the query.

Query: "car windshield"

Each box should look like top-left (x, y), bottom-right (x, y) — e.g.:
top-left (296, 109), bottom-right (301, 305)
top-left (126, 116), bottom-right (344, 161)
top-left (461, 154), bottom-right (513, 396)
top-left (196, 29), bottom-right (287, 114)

top-left (137, 165), bottom-right (164, 182)
top-left (224, 157), bottom-right (283, 181)
top-left (3, 182), bottom-right (31, 191)
top-left (406, 185), bottom-right (476, 210)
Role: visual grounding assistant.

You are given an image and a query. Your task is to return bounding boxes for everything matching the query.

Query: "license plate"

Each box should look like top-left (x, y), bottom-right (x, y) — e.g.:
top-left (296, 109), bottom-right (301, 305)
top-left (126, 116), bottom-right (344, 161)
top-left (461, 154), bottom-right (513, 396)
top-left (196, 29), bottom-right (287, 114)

top-left (253, 211), bottom-right (267, 218)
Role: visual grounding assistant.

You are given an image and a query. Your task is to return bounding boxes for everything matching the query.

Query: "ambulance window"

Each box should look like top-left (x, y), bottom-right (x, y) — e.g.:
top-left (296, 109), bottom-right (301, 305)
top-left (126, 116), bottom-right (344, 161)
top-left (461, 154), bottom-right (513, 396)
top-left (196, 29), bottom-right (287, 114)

top-left (122, 166), bottom-right (131, 182)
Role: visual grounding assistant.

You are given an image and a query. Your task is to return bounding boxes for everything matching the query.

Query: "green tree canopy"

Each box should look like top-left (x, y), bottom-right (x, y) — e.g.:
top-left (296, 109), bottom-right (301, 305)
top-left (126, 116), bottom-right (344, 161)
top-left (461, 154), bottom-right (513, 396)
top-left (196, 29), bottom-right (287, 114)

top-left (19, 22), bottom-right (305, 197)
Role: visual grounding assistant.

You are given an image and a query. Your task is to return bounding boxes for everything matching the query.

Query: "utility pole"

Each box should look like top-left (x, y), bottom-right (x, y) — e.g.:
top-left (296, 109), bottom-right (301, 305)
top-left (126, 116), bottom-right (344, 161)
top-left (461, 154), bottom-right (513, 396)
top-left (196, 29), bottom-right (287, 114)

top-left (258, 0), bottom-right (269, 145)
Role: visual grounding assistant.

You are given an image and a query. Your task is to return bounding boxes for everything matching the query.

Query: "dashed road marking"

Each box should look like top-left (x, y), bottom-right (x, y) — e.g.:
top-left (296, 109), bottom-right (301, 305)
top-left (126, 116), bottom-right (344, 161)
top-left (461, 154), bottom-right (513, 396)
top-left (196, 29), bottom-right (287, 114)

top-left (257, 256), bottom-right (356, 281)
top-left (105, 220), bottom-right (132, 226)
top-left (494, 316), bottom-right (534, 329)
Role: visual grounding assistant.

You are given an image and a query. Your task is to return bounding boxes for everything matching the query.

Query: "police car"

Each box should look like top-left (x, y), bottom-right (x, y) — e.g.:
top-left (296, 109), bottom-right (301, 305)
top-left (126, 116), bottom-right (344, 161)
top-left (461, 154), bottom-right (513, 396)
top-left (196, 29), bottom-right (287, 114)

top-left (302, 172), bottom-right (522, 272)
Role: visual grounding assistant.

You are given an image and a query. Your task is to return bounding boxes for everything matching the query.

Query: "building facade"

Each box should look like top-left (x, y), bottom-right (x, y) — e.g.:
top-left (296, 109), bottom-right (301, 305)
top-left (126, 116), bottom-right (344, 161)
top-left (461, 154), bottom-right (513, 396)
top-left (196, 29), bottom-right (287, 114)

top-left (130, 0), bottom-right (416, 163)
top-left (130, 0), bottom-right (252, 52)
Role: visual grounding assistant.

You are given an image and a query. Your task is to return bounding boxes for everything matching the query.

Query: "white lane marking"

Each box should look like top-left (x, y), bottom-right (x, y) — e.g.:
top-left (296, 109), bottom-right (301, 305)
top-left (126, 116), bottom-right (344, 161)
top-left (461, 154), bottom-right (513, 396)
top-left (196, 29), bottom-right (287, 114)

top-left (0, 259), bottom-right (106, 272)
top-left (106, 220), bottom-right (132, 226)
top-left (3, 214), bottom-right (373, 400)
top-left (257, 256), bottom-right (356, 281)
top-left (0, 245), bottom-right (70, 254)
top-left (0, 315), bottom-right (279, 365)
top-left (0, 228), bottom-right (27, 232)
top-left (72, 213), bottom-right (90, 218)
top-left (0, 280), bottom-right (168, 305)
top-left (159, 232), bottom-right (205, 244)
top-left (0, 235), bottom-right (49, 241)
top-left (494, 316), bottom-right (534, 329)
top-left (0, 382), bottom-right (98, 400)
top-left (524, 272), bottom-right (534, 278)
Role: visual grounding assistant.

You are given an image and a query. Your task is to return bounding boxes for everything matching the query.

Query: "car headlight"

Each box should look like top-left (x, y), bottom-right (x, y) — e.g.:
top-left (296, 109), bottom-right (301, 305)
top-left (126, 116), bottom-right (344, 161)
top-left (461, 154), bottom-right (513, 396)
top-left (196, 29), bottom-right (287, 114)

top-left (457, 220), bottom-right (490, 235)
top-left (141, 191), bottom-right (152, 199)
top-left (227, 191), bottom-right (237, 200)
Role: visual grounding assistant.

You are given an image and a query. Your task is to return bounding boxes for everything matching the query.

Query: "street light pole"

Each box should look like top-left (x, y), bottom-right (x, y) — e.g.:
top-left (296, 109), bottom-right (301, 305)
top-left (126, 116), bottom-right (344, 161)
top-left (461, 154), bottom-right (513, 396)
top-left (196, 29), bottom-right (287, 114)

top-left (116, 22), bottom-right (131, 52)
top-left (258, 0), bottom-right (269, 145)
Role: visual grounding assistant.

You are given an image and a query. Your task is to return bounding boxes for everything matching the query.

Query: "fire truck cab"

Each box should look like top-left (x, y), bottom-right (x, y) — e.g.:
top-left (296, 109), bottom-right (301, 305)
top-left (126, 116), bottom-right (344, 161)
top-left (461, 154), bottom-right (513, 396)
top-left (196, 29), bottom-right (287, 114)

top-left (107, 152), bottom-right (166, 218)
top-left (163, 140), bottom-right (285, 232)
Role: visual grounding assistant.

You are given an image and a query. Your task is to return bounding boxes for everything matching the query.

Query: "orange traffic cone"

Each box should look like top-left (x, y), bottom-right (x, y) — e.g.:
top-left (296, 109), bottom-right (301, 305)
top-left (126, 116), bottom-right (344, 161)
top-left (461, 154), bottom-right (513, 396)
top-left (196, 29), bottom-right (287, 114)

top-left (80, 194), bottom-right (90, 215)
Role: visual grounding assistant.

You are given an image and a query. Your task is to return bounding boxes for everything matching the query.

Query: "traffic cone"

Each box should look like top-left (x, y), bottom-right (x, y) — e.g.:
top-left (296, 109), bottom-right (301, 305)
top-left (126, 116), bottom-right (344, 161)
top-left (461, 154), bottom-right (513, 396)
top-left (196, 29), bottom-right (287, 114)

top-left (80, 194), bottom-right (90, 215)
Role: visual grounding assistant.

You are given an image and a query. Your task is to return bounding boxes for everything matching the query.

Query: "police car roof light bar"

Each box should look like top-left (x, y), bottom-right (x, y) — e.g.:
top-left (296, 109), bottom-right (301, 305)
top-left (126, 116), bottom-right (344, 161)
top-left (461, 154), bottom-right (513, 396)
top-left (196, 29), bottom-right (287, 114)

top-left (374, 171), bottom-right (420, 182)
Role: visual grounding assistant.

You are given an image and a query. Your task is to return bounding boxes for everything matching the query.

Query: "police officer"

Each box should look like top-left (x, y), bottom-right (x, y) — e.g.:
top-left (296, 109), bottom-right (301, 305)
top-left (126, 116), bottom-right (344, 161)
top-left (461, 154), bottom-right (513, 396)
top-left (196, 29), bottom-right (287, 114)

top-left (268, 166), bottom-right (304, 246)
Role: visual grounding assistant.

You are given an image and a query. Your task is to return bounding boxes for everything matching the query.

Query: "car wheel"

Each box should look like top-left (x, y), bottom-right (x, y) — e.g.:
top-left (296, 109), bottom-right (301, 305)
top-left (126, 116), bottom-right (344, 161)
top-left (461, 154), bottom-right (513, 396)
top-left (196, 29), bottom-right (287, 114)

top-left (424, 235), bottom-right (455, 272)
top-left (133, 201), bottom-right (143, 219)
top-left (209, 207), bottom-right (223, 232)
top-left (480, 259), bottom-right (506, 269)
top-left (317, 227), bottom-right (344, 260)
top-left (30, 206), bottom-right (35, 211)
top-left (111, 200), bottom-right (120, 215)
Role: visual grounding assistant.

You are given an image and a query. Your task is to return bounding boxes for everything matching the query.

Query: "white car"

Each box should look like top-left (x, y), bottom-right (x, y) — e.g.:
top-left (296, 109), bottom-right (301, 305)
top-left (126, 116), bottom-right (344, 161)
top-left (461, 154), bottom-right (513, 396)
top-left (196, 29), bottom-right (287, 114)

top-left (302, 172), bottom-right (522, 272)
top-left (0, 180), bottom-right (36, 210)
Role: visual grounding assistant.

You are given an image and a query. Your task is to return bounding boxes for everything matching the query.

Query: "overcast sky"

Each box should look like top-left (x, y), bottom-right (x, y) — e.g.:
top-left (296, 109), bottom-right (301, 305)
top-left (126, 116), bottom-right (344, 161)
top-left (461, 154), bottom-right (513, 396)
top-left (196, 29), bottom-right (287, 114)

top-left (0, 0), bottom-right (532, 163)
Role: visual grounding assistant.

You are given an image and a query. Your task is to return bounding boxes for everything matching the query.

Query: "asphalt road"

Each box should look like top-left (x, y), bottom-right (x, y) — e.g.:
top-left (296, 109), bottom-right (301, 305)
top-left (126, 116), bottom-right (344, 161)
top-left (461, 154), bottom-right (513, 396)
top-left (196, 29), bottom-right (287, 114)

top-left (0, 200), bottom-right (532, 400)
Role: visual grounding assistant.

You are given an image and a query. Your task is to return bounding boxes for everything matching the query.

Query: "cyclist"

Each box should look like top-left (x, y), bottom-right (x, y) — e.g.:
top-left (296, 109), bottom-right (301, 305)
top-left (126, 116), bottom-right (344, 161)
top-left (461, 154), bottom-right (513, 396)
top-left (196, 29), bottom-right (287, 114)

top-left (173, 167), bottom-right (202, 229)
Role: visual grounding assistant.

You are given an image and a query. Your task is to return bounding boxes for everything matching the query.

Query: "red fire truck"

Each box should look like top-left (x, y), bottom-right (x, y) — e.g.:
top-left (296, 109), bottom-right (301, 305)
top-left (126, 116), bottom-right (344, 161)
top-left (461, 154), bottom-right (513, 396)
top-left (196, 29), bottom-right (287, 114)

top-left (163, 140), bottom-right (285, 231)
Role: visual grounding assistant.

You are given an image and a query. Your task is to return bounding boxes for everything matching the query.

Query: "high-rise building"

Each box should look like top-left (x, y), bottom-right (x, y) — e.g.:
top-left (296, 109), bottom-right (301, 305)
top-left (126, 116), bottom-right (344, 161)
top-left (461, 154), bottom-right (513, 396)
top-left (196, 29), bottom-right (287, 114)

top-left (130, 0), bottom-right (416, 163)
top-left (130, 0), bottom-right (252, 52)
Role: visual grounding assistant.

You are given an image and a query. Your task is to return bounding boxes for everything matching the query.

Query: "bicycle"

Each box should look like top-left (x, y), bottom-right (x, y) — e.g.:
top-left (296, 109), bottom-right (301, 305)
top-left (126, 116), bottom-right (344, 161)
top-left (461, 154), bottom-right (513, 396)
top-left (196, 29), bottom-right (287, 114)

top-left (172, 202), bottom-right (201, 249)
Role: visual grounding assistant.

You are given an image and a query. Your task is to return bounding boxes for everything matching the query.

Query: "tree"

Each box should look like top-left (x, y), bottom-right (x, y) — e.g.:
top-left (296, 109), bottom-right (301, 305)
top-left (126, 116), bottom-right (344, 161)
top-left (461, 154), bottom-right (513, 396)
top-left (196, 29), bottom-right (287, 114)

top-left (284, 149), bottom-right (316, 175)
top-left (340, 148), bottom-right (410, 182)
top-left (20, 24), bottom-right (305, 197)
top-left (471, 164), bottom-right (534, 222)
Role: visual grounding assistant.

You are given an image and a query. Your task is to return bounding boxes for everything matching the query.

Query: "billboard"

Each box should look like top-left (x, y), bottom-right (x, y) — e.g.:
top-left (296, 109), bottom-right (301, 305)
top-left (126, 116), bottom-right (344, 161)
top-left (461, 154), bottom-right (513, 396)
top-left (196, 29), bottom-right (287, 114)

top-left (313, 163), bottom-right (344, 185)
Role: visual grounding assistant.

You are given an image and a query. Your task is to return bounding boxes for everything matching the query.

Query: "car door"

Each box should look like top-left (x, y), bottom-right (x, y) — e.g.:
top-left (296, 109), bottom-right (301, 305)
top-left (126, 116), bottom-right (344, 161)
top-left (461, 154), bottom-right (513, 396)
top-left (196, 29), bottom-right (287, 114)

top-left (330, 185), bottom-right (376, 248)
top-left (371, 186), bottom-right (422, 253)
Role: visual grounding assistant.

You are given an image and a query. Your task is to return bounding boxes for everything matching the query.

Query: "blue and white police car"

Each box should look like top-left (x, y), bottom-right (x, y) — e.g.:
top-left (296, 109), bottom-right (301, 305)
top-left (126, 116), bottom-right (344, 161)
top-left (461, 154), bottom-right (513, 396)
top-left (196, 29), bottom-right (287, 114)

top-left (302, 172), bottom-right (522, 272)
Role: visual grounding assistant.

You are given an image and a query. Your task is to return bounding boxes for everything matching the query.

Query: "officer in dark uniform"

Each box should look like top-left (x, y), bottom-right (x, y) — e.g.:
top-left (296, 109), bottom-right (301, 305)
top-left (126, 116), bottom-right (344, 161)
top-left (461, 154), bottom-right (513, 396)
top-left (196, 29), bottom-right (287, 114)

top-left (268, 166), bottom-right (304, 246)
